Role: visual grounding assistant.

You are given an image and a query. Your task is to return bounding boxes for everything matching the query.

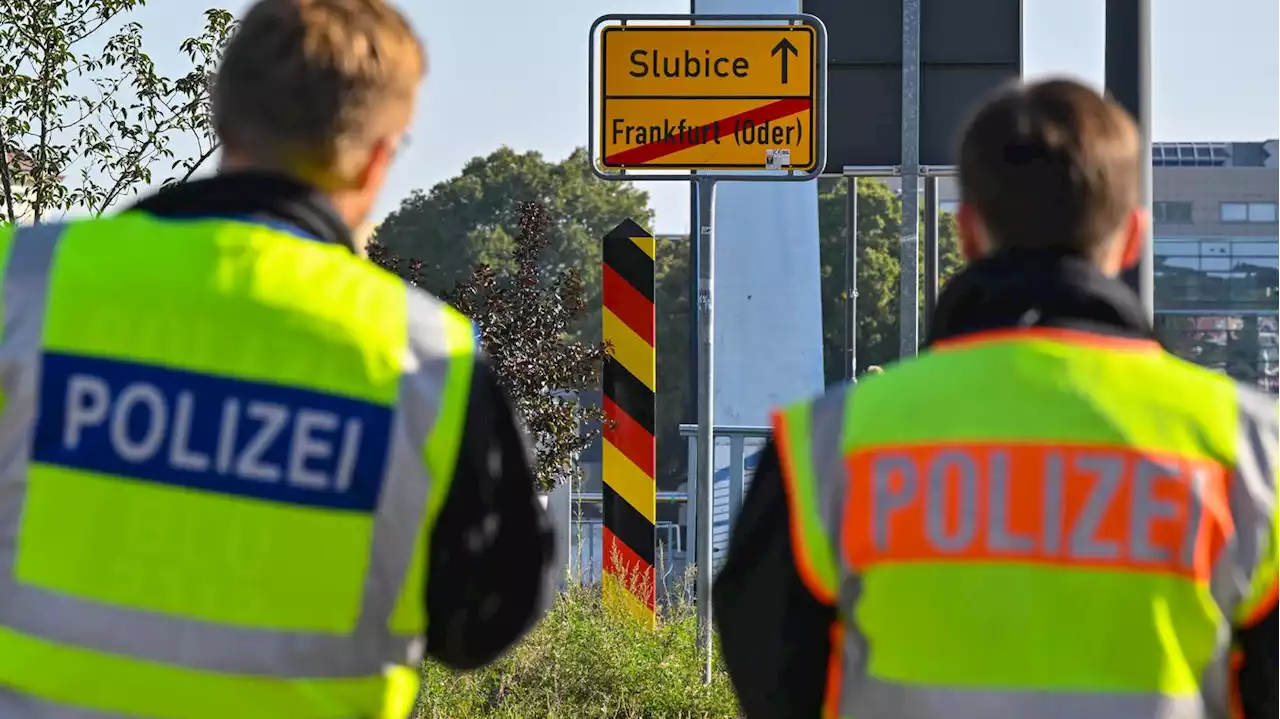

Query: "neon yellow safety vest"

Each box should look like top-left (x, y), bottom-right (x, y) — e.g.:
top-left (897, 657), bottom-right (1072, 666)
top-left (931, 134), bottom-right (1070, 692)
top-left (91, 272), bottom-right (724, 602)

top-left (0, 216), bottom-right (477, 718)
top-left (773, 327), bottom-right (1279, 719)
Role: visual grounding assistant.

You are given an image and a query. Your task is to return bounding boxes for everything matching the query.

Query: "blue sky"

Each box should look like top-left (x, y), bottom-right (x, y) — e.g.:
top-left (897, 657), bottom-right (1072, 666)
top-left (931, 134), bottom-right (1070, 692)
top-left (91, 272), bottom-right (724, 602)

top-left (133, 0), bottom-right (1279, 234)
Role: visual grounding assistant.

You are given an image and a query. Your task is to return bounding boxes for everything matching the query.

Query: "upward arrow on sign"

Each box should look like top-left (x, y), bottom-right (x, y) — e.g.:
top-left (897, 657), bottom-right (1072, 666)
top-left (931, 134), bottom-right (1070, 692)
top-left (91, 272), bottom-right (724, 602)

top-left (771, 37), bottom-right (799, 84)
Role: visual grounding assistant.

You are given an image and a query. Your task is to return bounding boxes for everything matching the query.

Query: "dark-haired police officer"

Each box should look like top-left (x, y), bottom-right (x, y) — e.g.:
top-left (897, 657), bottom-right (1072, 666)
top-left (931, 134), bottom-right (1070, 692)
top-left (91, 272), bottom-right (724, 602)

top-left (715, 78), bottom-right (1278, 719)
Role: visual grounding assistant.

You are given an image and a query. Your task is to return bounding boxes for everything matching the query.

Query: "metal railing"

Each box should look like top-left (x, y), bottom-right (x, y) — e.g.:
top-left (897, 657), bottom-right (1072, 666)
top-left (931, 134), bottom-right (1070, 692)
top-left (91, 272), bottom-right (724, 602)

top-left (679, 424), bottom-right (770, 576)
top-left (567, 491), bottom-right (688, 599)
top-left (563, 425), bottom-right (772, 596)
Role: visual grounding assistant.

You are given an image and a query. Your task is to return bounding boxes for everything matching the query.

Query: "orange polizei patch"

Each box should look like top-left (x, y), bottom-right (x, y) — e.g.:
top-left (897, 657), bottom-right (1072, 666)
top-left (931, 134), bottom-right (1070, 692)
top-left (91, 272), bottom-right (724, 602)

top-left (840, 442), bottom-right (1233, 580)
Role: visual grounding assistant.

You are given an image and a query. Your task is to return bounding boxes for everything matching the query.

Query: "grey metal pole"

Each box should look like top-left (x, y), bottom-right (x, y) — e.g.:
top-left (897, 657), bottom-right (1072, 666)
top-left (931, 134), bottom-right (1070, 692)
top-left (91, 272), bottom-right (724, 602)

top-left (688, 177), bottom-right (700, 423)
top-left (694, 176), bottom-right (717, 685)
top-left (688, 0), bottom-right (701, 420)
top-left (923, 176), bottom-right (939, 339)
top-left (844, 177), bottom-right (859, 380)
top-left (898, 0), bottom-right (921, 358)
top-left (1136, 0), bottom-right (1154, 322)
top-left (1106, 0), bottom-right (1155, 321)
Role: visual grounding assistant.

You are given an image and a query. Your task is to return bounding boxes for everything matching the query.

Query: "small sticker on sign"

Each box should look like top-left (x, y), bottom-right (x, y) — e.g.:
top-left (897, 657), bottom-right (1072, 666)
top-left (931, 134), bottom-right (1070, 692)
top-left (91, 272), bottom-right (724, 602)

top-left (765, 149), bottom-right (790, 170)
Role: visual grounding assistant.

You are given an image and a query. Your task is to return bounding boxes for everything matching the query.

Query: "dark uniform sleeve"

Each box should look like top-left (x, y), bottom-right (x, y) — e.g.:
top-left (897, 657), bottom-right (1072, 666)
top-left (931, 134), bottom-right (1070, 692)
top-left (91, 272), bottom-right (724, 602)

top-left (1235, 606), bottom-right (1277, 719)
top-left (713, 439), bottom-right (836, 718)
top-left (422, 360), bottom-right (556, 670)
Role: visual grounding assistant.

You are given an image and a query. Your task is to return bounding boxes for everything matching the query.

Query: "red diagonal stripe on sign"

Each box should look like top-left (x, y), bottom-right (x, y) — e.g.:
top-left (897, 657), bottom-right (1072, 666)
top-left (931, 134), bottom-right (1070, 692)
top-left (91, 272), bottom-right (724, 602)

top-left (603, 395), bottom-right (655, 478)
top-left (602, 526), bottom-right (656, 610)
top-left (603, 264), bottom-right (655, 346)
top-left (605, 97), bottom-right (811, 166)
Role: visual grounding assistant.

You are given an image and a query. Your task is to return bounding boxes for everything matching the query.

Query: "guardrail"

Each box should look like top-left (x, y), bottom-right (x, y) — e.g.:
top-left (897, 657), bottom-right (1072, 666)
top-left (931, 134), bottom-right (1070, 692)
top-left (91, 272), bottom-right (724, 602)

top-left (562, 425), bottom-right (771, 598)
top-left (566, 491), bottom-right (688, 600)
top-left (678, 424), bottom-right (769, 576)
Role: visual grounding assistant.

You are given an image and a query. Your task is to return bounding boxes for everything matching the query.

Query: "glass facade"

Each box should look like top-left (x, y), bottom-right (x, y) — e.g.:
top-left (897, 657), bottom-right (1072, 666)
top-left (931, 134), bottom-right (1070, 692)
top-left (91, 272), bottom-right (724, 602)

top-left (1154, 236), bottom-right (1280, 393)
top-left (1151, 142), bottom-right (1231, 167)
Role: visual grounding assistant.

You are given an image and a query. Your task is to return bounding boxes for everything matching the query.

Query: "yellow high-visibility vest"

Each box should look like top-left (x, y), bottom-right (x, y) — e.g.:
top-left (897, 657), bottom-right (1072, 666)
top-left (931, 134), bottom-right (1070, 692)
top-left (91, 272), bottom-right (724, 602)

top-left (0, 215), bottom-right (477, 718)
top-left (774, 328), bottom-right (1279, 719)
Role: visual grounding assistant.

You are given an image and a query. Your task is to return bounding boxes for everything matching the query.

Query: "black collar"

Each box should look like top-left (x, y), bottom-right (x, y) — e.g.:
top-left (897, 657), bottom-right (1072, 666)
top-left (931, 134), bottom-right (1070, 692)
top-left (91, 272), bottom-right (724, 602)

top-left (125, 172), bottom-right (356, 253)
top-left (926, 249), bottom-right (1155, 347)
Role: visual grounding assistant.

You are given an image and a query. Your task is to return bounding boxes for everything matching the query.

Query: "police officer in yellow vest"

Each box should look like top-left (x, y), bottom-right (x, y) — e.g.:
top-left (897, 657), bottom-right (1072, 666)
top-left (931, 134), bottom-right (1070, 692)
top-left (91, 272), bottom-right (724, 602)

top-left (0, 1), bottom-right (556, 716)
top-left (714, 78), bottom-right (1278, 719)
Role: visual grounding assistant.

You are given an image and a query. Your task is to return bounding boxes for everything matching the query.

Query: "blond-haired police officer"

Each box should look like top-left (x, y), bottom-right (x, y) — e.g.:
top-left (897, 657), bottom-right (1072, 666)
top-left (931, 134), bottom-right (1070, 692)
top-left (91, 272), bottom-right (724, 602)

top-left (0, 1), bottom-right (554, 716)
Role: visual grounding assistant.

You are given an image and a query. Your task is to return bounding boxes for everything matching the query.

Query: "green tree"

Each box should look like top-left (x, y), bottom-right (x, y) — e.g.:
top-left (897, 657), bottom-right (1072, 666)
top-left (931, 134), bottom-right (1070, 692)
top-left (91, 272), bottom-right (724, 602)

top-left (652, 237), bottom-right (692, 488)
top-left (0, 0), bottom-right (235, 224)
top-left (371, 146), bottom-right (653, 340)
top-left (817, 177), bottom-right (964, 383)
top-left (370, 201), bottom-right (608, 492)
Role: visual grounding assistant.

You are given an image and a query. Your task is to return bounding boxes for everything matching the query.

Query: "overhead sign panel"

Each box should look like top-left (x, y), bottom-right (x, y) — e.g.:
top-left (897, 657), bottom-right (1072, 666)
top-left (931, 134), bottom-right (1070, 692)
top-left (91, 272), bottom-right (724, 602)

top-left (802, 0), bottom-right (1021, 169)
top-left (591, 18), bottom-right (827, 178)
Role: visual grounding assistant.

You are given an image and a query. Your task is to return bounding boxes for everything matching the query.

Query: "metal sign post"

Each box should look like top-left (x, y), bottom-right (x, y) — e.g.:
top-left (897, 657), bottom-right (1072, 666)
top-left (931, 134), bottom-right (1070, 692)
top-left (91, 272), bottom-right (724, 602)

top-left (843, 176), bottom-right (858, 380)
top-left (923, 175), bottom-right (940, 338)
top-left (841, 165), bottom-right (951, 371)
top-left (898, 0), bottom-right (921, 359)
top-left (693, 176), bottom-right (716, 683)
top-left (1106, 0), bottom-right (1155, 320)
top-left (588, 12), bottom-right (828, 681)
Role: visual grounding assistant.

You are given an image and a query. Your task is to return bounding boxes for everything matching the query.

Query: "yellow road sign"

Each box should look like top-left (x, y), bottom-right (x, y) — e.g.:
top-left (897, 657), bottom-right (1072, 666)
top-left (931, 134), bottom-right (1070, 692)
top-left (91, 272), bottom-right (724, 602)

top-left (602, 26), bottom-right (814, 99)
top-left (603, 97), bottom-right (813, 170)
top-left (597, 23), bottom-right (821, 172)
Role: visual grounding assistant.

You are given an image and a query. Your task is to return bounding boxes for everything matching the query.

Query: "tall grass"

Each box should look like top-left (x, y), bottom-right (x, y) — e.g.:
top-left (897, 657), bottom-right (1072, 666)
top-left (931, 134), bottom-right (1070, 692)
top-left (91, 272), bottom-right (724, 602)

top-left (417, 569), bottom-right (740, 718)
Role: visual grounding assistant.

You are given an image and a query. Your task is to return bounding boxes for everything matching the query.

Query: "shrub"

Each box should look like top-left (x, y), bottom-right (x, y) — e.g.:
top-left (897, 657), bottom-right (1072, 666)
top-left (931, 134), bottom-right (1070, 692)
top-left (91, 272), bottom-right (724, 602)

top-left (369, 200), bottom-right (608, 492)
top-left (416, 572), bottom-right (740, 719)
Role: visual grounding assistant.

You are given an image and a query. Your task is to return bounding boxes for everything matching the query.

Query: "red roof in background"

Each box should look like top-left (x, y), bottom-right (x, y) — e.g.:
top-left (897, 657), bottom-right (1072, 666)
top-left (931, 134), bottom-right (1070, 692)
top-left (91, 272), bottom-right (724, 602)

top-left (4, 149), bottom-right (35, 173)
top-left (4, 149), bottom-right (63, 181)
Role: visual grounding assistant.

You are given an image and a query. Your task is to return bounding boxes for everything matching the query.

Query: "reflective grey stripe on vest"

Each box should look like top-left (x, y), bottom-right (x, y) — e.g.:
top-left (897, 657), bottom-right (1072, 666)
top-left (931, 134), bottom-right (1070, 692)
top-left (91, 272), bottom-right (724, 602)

top-left (0, 686), bottom-right (136, 719)
top-left (0, 222), bottom-right (458, 678)
top-left (799, 380), bottom-right (1267, 719)
top-left (833, 678), bottom-right (1207, 719)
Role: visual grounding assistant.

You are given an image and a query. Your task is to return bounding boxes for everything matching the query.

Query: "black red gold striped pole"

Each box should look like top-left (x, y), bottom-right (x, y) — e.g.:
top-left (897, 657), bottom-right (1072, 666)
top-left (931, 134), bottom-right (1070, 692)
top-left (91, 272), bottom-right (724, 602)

top-left (601, 218), bottom-right (657, 627)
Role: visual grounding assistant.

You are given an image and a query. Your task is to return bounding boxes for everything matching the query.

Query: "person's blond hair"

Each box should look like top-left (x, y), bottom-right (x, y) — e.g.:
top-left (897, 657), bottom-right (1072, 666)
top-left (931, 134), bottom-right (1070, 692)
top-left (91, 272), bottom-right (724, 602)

top-left (212, 0), bottom-right (425, 184)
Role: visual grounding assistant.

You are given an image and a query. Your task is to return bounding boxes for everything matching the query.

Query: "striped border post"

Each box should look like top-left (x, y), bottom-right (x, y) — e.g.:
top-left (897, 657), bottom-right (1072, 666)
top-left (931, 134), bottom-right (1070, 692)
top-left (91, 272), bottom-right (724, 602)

top-left (601, 218), bottom-right (657, 628)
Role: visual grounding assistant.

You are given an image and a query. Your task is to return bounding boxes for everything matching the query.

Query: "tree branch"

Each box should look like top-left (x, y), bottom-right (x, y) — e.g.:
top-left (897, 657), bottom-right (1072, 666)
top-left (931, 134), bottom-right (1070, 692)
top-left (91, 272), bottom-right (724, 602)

top-left (31, 28), bottom-right (56, 224)
top-left (179, 141), bottom-right (219, 183)
top-left (96, 94), bottom-right (204, 211)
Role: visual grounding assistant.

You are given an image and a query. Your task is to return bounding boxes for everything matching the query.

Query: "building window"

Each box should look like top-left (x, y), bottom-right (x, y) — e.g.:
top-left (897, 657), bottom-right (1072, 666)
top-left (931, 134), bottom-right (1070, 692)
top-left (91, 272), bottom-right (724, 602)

top-left (1154, 313), bottom-right (1279, 393)
top-left (1221, 201), bottom-right (1279, 223)
top-left (1154, 237), bottom-right (1280, 311)
top-left (938, 200), bottom-right (960, 215)
top-left (1153, 201), bottom-right (1193, 224)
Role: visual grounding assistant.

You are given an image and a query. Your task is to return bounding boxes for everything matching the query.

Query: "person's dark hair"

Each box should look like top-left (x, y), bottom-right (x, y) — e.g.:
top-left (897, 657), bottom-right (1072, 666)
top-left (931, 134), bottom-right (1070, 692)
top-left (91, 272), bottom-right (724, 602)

top-left (957, 78), bottom-right (1141, 257)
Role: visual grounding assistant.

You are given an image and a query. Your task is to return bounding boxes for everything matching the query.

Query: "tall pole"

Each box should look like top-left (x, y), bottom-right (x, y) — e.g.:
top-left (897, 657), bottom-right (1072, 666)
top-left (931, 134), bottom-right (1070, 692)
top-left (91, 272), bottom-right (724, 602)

top-left (688, 0), bottom-right (701, 423)
top-left (923, 175), bottom-right (939, 340)
top-left (898, 0), bottom-right (922, 358)
top-left (694, 177), bottom-right (717, 685)
top-left (844, 177), bottom-right (859, 380)
top-left (688, 178), bottom-right (699, 424)
top-left (1106, 0), bottom-right (1155, 321)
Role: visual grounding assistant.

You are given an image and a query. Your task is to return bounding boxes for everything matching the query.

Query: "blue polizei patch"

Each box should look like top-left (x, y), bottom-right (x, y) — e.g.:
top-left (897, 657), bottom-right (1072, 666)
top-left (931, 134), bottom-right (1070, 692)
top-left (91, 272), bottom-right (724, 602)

top-left (33, 352), bottom-right (392, 513)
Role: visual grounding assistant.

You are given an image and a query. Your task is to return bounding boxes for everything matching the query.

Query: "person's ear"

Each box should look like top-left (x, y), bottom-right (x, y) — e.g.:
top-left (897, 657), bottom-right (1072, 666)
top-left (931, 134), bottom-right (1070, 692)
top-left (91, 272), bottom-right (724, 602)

top-left (351, 136), bottom-right (397, 195)
top-left (1119, 207), bottom-right (1147, 269)
top-left (956, 203), bottom-right (984, 261)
